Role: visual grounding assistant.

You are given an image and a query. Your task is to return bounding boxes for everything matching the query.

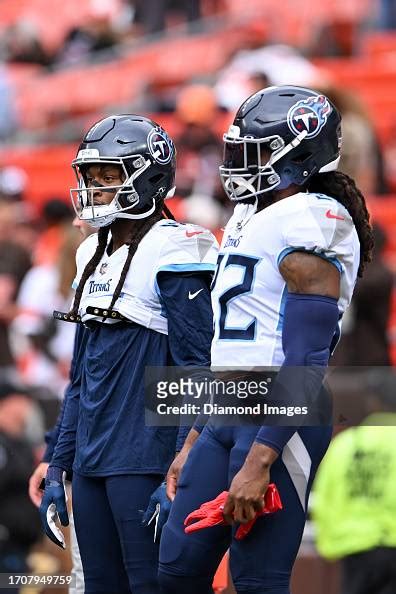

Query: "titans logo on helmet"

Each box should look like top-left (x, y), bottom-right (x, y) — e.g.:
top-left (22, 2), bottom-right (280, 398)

top-left (148, 128), bottom-right (174, 165)
top-left (286, 95), bottom-right (331, 139)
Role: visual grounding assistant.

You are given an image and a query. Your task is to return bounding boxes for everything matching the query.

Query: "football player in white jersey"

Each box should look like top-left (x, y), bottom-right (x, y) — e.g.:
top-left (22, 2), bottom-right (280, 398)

top-left (38, 115), bottom-right (218, 593)
top-left (158, 87), bottom-right (374, 594)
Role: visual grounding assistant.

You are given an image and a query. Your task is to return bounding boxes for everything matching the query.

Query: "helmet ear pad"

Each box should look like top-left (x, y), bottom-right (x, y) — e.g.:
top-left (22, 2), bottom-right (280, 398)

top-left (268, 122), bottom-right (341, 190)
top-left (274, 148), bottom-right (318, 189)
top-left (116, 157), bottom-right (176, 212)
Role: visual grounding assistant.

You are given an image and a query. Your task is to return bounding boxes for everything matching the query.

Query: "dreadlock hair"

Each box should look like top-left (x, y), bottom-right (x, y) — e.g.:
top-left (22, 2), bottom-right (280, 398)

top-left (306, 170), bottom-right (374, 277)
top-left (70, 199), bottom-right (173, 318)
top-left (162, 202), bottom-right (175, 220)
top-left (70, 225), bottom-right (110, 318)
top-left (105, 205), bottom-right (164, 315)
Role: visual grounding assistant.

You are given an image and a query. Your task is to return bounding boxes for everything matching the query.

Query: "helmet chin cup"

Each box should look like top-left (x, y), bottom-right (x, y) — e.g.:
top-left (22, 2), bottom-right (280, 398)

top-left (224, 175), bottom-right (257, 198)
top-left (220, 163), bottom-right (281, 201)
top-left (116, 198), bottom-right (156, 220)
top-left (72, 190), bottom-right (157, 227)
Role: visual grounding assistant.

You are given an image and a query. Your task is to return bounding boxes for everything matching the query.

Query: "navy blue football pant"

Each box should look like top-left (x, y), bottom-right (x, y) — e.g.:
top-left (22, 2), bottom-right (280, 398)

top-left (158, 423), bottom-right (332, 594)
top-left (72, 473), bottom-right (163, 594)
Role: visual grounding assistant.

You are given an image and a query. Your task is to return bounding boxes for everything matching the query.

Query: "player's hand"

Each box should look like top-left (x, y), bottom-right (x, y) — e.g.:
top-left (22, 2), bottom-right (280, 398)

top-left (167, 428), bottom-right (201, 500)
top-left (142, 482), bottom-right (172, 542)
top-left (39, 466), bottom-right (69, 549)
top-left (223, 442), bottom-right (278, 525)
top-left (166, 449), bottom-right (189, 501)
top-left (29, 462), bottom-right (49, 507)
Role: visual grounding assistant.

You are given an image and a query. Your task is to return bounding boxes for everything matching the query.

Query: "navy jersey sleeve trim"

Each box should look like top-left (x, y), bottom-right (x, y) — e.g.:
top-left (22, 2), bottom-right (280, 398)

top-left (277, 247), bottom-right (342, 274)
top-left (157, 263), bottom-right (216, 274)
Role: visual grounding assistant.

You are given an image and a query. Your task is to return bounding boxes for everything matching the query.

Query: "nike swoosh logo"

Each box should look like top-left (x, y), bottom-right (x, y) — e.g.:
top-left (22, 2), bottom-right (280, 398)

top-left (326, 209), bottom-right (345, 221)
top-left (186, 230), bottom-right (204, 238)
top-left (188, 289), bottom-right (204, 300)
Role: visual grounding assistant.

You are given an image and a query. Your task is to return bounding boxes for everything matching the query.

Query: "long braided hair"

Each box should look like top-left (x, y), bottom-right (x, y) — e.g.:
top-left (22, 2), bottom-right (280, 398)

top-left (70, 201), bottom-right (175, 318)
top-left (307, 171), bottom-right (374, 277)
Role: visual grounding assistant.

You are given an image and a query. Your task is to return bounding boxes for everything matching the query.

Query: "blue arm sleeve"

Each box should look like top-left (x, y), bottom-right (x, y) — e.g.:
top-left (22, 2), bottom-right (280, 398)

top-left (42, 397), bottom-right (66, 463)
top-left (50, 324), bottom-right (89, 472)
top-left (255, 293), bottom-right (339, 454)
top-left (42, 324), bottom-right (85, 462)
top-left (157, 271), bottom-right (213, 450)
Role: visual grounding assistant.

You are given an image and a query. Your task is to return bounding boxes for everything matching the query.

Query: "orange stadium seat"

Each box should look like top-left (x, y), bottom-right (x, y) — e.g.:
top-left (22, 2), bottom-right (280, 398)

top-left (6, 63), bottom-right (43, 84)
top-left (0, 0), bottom-right (32, 28)
top-left (362, 32), bottom-right (396, 57)
top-left (15, 26), bottom-right (247, 130)
top-left (0, 144), bottom-right (75, 209)
top-left (314, 57), bottom-right (396, 88)
top-left (314, 57), bottom-right (396, 146)
top-left (15, 60), bottom-right (144, 129)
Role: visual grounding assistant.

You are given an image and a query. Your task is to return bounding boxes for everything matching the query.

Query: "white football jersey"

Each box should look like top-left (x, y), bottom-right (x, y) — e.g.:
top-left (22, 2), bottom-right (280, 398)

top-left (211, 192), bottom-right (360, 367)
top-left (73, 220), bottom-right (218, 333)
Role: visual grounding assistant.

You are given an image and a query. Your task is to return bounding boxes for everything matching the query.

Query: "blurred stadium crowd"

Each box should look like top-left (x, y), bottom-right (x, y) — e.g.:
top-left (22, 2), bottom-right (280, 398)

top-left (0, 0), bottom-right (396, 592)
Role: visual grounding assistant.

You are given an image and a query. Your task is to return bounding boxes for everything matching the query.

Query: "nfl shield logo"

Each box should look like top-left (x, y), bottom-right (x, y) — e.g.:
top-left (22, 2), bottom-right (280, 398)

top-left (99, 262), bottom-right (108, 275)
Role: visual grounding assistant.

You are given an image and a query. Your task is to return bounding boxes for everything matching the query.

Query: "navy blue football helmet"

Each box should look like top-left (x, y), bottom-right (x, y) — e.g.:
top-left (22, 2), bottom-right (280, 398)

top-left (70, 115), bottom-right (176, 227)
top-left (219, 85), bottom-right (342, 201)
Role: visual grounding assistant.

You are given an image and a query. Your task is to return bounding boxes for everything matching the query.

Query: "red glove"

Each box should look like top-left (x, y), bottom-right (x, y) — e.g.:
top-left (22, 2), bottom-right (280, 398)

top-left (184, 483), bottom-right (282, 540)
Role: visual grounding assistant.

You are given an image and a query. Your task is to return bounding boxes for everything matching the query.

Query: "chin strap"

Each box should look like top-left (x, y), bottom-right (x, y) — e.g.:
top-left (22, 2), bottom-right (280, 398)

top-left (78, 186), bottom-right (158, 226)
top-left (234, 199), bottom-right (258, 231)
top-left (268, 129), bottom-right (308, 167)
top-left (115, 198), bottom-right (156, 220)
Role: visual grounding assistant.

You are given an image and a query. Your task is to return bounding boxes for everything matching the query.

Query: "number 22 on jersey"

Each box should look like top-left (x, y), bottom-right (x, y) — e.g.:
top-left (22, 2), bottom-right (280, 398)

top-left (211, 253), bottom-right (260, 341)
